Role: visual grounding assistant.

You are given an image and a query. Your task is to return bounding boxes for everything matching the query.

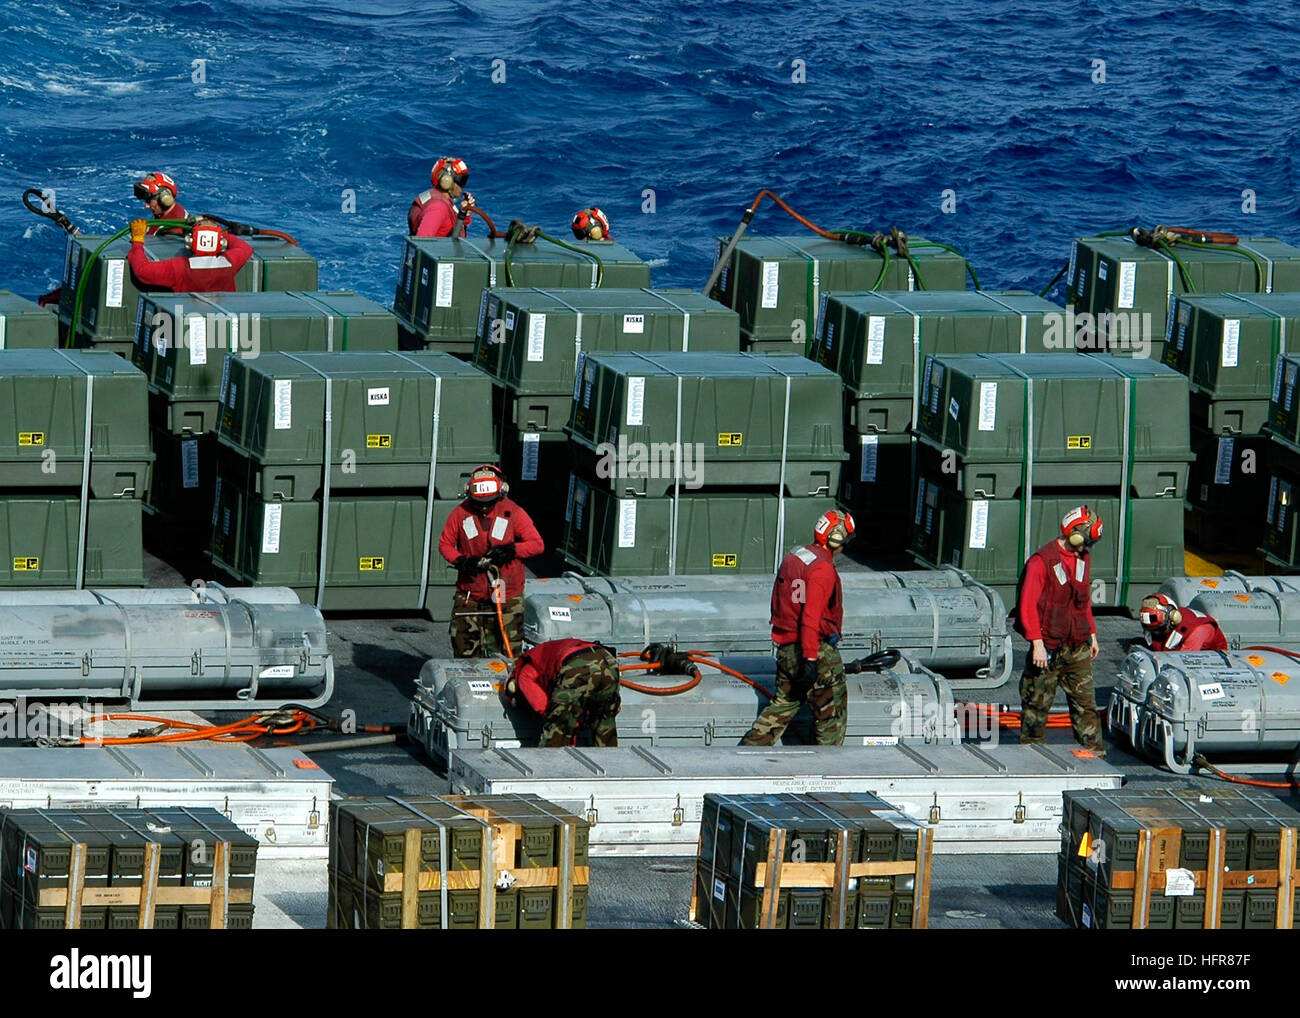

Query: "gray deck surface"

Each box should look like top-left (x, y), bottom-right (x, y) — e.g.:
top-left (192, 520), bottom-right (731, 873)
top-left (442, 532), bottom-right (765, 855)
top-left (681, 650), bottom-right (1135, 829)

top-left (11, 547), bottom-right (1298, 930)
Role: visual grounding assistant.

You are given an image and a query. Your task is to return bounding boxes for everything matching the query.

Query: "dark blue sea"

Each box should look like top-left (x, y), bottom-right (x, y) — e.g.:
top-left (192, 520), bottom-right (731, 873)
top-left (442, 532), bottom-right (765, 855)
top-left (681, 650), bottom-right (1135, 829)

top-left (1, 1), bottom-right (1298, 303)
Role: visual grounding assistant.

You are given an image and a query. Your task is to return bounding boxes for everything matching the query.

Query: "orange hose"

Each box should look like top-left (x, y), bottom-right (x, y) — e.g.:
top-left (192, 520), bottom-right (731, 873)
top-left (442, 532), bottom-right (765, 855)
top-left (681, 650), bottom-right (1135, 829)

top-left (958, 703), bottom-right (1073, 730)
top-left (743, 189), bottom-right (846, 241)
top-left (79, 709), bottom-right (317, 746)
top-left (687, 654), bottom-right (773, 699)
top-left (254, 228), bottom-right (299, 246)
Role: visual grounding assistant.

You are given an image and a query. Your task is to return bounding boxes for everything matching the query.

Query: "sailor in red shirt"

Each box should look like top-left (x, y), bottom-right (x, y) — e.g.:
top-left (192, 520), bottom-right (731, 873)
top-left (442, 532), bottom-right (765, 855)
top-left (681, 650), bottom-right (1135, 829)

top-left (1138, 592), bottom-right (1229, 652)
top-left (410, 157), bottom-right (476, 238)
top-left (570, 207), bottom-right (612, 242)
top-left (740, 510), bottom-right (854, 747)
top-left (437, 465), bottom-right (544, 657)
top-left (126, 218), bottom-right (253, 292)
top-left (1013, 505), bottom-right (1106, 754)
top-left (502, 638), bottom-right (621, 747)
top-left (133, 172), bottom-right (188, 236)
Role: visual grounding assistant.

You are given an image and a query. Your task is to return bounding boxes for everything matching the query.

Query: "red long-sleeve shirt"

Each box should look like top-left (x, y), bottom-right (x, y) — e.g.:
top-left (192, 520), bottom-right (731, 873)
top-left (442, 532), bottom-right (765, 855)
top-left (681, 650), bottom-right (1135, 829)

top-left (770, 544), bottom-right (843, 660)
top-left (512, 638), bottom-right (597, 714)
top-left (1147, 609), bottom-right (1228, 652)
top-left (1017, 548), bottom-right (1096, 643)
top-left (413, 191), bottom-right (471, 238)
top-left (126, 234), bottom-right (254, 292)
top-left (438, 497), bottom-right (544, 601)
top-left (146, 202), bottom-right (189, 236)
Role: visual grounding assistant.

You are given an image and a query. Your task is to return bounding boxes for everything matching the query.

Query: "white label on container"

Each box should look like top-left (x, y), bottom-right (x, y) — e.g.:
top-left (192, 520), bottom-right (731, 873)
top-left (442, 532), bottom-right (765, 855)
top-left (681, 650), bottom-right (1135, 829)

top-left (1281, 481), bottom-right (1292, 532)
top-left (1097, 260), bottom-right (1109, 282)
top-left (977, 381), bottom-right (998, 431)
top-left (617, 499), bottom-right (637, 547)
top-left (859, 434), bottom-right (878, 482)
top-left (861, 736), bottom-right (900, 746)
top-left (188, 315), bottom-right (207, 365)
top-left (1274, 357), bottom-right (1287, 402)
top-left (212, 477), bottom-right (222, 528)
top-left (1215, 436), bottom-right (1234, 485)
top-left (521, 432), bottom-right (540, 481)
top-left (949, 396), bottom-right (959, 421)
top-left (760, 261), bottom-right (780, 308)
top-left (261, 503), bottom-right (282, 554)
top-left (1288, 363), bottom-right (1299, 412)
top-left (1117, 261), bottom-right (1137, 309)
top-left (866, 316), bottom-right (886, 365)
top-left (1198, 682), bottom-right (1226, 701)
top-left (260, 665), bottom-right (295, 679)
top-left (713, 878), bottom-right (725, 901)
top-left (548, 606), bottom-right (572, 622)
top-left (1067, 240), bottom-right (1078, 288)
top-left (220, 357), bottom-right (232, 404)
top-left (626, 376), bottom-right (645, 426)
top-left (1222, 318), bottom-right (1240, 368)
top-left (505, 310), bottom-right (516, 331)
top-left (1081, 903), bottom-right (1092, 928)
top-left (367, 387), bottom-right (390, 406)
top-left (623, 314), bottom-right (645, 334)
top-left (228, 381), bottom-right (237, 408)
top-left (1268, 476), bottom-right (1278, 526)
top-left (526, 313), bottom-right (546, 361)
top-left (105, 259), bottom-right (125, 308)
top-left (969, 499), bottom-right (989, 549)
top-left (914, 478), bottom-right (926, 527)
top-left (181, 439), bottom-right (200, 489)
top-left (273, 379), bottom-right (292, 430)
top-left (0, 316), bottom-right (6, 349)
top-left (435, 263), bottom-right (455, 307)
top-left (467, 680), bottom-right (495, 694)
top-left (1164, 868), bottom-right (1195, 897)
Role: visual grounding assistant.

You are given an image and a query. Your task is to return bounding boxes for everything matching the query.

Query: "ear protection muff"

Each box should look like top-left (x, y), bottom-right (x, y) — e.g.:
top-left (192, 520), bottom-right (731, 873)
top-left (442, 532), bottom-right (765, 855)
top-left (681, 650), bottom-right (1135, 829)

top-left (157, 189), bottom-right (175, 209)
top-left (433, 157), bottom-right (469, 193)
top-left (813, 509), bottom-right (856, 550)
top-left (1061, 505), bottom-right (1103, 549)
top-left (1139, 593), bottom-right (1181, 630)
top-left (572, 207), bottom-right (610, 241)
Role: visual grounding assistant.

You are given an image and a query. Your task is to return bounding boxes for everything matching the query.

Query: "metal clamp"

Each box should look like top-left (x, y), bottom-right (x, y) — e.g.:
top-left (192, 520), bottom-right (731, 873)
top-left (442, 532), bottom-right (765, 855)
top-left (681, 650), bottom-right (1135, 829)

top-left (928, 793), bottom-right (941, 825)
top-left (672, 794), bottom-right (684, 827)
top-left (1014, 793), bottom-right (1026, 825)
top-left (585, 795), bottom-right (598, 827)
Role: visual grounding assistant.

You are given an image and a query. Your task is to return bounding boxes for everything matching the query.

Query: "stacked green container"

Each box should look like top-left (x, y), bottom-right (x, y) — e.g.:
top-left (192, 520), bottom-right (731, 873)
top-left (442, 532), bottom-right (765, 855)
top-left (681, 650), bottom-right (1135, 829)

top-left (0, 350), bottom-right (151, 586)
top-left (709, 234), bottom-right (972, 352)
top-left (210, 351), bottom-right (496, 618)
top-left (0, 292), bottom-right (59, 349)
top-left (133, 291), bottom-right (400, 570)
top-left (474, 287), bottom-right (741, 548)
top-left (561, 351), bottom-right (846, 576)
top-left (810, 290), bottom-right (1071, 551)
top-left (1162, 292), bottom-right (1300, 551)
top-left (909, 353), bottom-right (1192, 612)
top-left (1065, 233), bottom-right (1300, 361)
top-left (58, 233), bottom-right (319, 355)
top-left (1260, 351), bottom-right (1300, 568)
top-left (392, 236), bottom-right (651, 354)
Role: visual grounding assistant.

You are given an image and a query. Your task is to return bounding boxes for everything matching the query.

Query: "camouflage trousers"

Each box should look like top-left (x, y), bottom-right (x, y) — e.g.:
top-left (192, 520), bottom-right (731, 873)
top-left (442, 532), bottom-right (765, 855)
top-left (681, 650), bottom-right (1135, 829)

top-left (449, 591), bottom-right (524, 658)
top-left (740, 641), bottom-right (847, 747)
top-left (1019, 641), bottom-right (1105, 753)
top-left (538, 648), bottom-right (622, 748)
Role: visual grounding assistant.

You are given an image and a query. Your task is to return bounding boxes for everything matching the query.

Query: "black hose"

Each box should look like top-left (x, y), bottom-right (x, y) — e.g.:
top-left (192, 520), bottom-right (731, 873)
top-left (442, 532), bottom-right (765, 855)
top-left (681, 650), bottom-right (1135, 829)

top-left (844, 649), bottom-right (903, 673)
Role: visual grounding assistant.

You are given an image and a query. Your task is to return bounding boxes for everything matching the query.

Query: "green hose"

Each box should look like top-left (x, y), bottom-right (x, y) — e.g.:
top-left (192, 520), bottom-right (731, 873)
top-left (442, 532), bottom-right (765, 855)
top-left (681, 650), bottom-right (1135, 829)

top-left (872, 247), bottom-right (891, 290)
top-left (1157, 240), bottom-right (1197, 294)
top-left (904, 250), bottom-right (927, 291)
top-left (911, 240), bottom-right (981, 290)
top-left (1176, 237), bottom-right (1267, 293)
top-left (504, 229), bottom-right (605, 288)
top-left (66, 218), bottom-right (193, 348)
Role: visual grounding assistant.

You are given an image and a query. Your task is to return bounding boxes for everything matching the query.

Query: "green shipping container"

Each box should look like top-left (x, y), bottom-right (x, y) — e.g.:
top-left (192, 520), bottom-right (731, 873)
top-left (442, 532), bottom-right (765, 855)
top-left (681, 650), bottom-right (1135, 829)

top-left (710, 234), bottom-right (971, 350)
top-left (135, 291), bottom-right (399, 435)
top-left (0, 349), bottom-right (151, 498)
top-left (0, 496), bottom-right (144, 587)
top-left (566, 351), bottom-right (845, 496)
top-left (0, 292), bottom-right (58, 349)
top-left (218, 351), bottom-right (496, 498)
top-left (58, 233), bottom-right (319, 354)
top-left (475, 287), bottom-right (740, 396)
top-left (1163, 292), bottom-right (1300, 405)
top-left (1184, 428), bottom-right (1268, 554)
top-left (915, 353), bottom-right (1192, 498)
top-left (497, 427), bottom-right (572, 550)
top-left (810, 291), bottom-right (1069, 435)
top-left (144, 428), bottom-right (217, 572)
top-left (1267, 352), bottom-right (1300, 448)
top-left (908, 474), bottom-right (1182, 611)
top-left (1261, 439), bottom-right (1300, 568)
top-left (1065, 234), bottom-right (1300, 359)
top-left (393, 236), bottom-right (651, 353)
top-left (562, 474), bottom-right (837, 575)
top-left (210, 467), bottom-right (460, 616)
top-left (839, 430), bottom-right (912, 551)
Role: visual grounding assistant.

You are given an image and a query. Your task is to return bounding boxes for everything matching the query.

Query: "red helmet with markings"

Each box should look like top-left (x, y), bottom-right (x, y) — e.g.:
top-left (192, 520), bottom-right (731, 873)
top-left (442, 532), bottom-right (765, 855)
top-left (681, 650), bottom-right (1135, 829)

top-left (188, 221), bottom-right (228, 255)
top-left (1139, 592), bottom-right (1182, 632)
top-left (571, 207), bottom-right (611, 241)
top-left (1060, 505), bottom-right (1103, 549)
top-left (134, 171), bottom-right (178, 202)
top-left (465, 464), bottom-right (508, 505)
top-left (431, 157), bottom-right (469, 191)
top-left (813, 509), bottom-right (855, 550)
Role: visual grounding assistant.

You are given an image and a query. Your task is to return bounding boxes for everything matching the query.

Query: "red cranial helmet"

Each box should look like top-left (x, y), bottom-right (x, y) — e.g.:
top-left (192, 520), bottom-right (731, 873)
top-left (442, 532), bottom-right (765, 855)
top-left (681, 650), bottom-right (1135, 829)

top-left (465, 464), bottom-right (508, 505)
top-left (813, 509), bottom-right (855, 550)
top-left (188, 222), bottom-right (228, 255)
top-left (134, 172), bottom-right (178, 207)
top-left (1061, 505), bottom-right (1103, 549)
top-left (571, 207), bottom-right (611, 241)
top-left (431, 157), bottom-right (469, 192)
top-left (1139, 592), bottom-right (1182, 632)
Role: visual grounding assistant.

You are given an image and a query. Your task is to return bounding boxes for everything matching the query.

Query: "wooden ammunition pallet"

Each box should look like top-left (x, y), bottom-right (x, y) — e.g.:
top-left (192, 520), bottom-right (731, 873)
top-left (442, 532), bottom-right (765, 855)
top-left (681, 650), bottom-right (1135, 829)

top-left (688, 825), bottom-right (935, 930)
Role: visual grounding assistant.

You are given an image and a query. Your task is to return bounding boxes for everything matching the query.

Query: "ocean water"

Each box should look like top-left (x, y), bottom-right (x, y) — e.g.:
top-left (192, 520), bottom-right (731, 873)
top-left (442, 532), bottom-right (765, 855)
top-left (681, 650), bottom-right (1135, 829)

top-left (1, 1), bottom-right (1298, 304)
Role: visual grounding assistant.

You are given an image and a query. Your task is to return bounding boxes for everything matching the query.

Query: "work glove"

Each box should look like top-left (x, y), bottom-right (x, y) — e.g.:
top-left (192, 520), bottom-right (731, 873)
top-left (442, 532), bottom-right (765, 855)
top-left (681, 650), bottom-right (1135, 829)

top-left (792, 658), bottom-right (818, 695)
top-left (452, 555), bottom-right (483, 573)
top-left (129, 219), bottom-right (148, 244)
top-left (482, 543), bottom-right (516, 567)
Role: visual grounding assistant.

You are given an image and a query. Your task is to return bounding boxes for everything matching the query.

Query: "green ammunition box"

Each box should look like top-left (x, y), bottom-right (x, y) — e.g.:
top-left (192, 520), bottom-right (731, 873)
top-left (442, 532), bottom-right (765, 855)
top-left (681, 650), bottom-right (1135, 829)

top-left (393, 236), bottom-right (652, 353)
top-left (0, 496), bottom-right (144, 587)
top-left (839, 430), bottom-right (912, 551)
top-left (0, 292), bottom-right (58, 349)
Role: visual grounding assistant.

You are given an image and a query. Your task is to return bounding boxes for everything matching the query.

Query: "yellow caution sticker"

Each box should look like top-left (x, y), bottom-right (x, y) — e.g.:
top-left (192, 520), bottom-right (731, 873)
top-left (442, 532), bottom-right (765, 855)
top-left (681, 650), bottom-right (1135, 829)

top-left (1272, 672), bottom-right (1291, 686)
top-left (1067, 435), bottom-right (1092, 450)
top-left (486, 660), bottom-right (508, 674)
top-left (566, 594), bottom-right (584, 603)
top-left (1200, 578), bottom-right (1220, 588)
top-left (1077, 831), bottom-right (1092, 857)
top-left (712, 553), bottom-right (738, 567)
top-left (366, 434), bottom-right (393, 449)
top-left (1233, 594), bottom-right (1252, 603)
top-left (359, 556), bottom-right (385, 571)
top-left (12, 557), bottom-right (38, 571)
top-left (1246, 654), bottom-right (1266, 666)
top-left (221, 411), bottom-right (233, 430)
top-left (17, 432), bottom-right (44, 446)
top-left (717, 432), bottom-right (743, 447)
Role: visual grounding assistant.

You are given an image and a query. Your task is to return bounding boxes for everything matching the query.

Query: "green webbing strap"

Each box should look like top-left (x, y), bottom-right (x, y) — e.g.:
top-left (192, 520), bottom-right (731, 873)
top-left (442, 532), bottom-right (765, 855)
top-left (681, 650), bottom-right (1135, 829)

top-left (457, 237), bottom-right (499, 287)
top-left (393, 353), bottom-right (444, 609)
top-left (977, 293), bottom-right (1031, 353)
top-left (642, 289), bottom-right (693, 351)
top-left (765, 360), bottom-right (797, 570)
top-left (772, 237), bottom-right (819, 350)
top-left (1085, 354), bottom-right (1135, 607)
top-left (282, 353), bottom-right (332, 607)
top-left (56, 351), bottom-right (94, 589)
top-left (297, 292), bottom-right (350, 351)
top-left (871, 293), bottom-right (924, 428)
top-left (999, 358), bottom-right (1036, 566)
top-left (1226, 294), bottom-right (1288, 381)
top-left (629, 352), bottom-right (684, 574)
top-left (535, 288), bottom-right (586, 377)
